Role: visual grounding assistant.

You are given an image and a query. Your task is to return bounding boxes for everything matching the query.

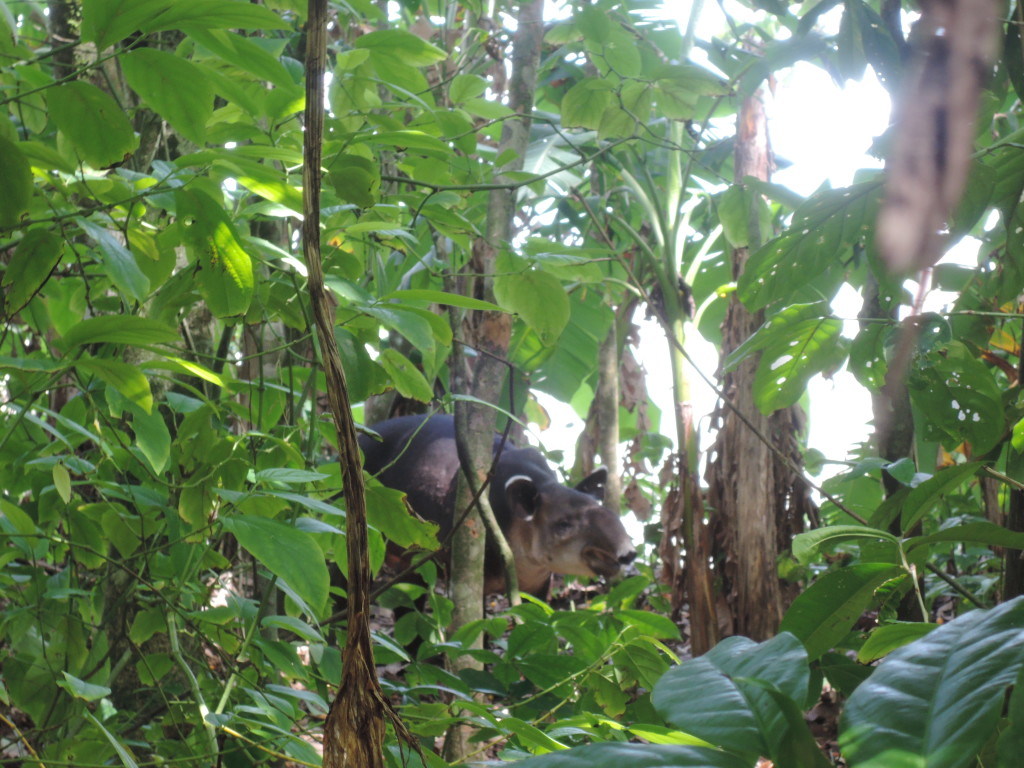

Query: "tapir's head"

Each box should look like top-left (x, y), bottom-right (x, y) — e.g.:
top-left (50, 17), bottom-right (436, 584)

top-left (501, 468), bottom-right (637, 590)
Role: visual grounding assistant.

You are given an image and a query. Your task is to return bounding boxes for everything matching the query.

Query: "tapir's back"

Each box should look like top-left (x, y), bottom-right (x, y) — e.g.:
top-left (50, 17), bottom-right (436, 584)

top-left (359, 415), bottom-right (462, 534)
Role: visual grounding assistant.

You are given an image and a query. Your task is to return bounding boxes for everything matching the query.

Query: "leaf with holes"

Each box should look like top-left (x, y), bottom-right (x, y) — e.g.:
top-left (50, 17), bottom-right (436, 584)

top-left (724, 302), bottom-right (847, 413)
top-left (738, 180), bottom-right (883, 311)
top-left (908, 342), bottom-right (1005, 456)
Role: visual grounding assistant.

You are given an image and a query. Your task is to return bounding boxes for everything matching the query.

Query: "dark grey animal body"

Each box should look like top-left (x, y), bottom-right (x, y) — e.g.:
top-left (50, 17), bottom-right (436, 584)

top-left (359, 414), bottom-right (636, 597)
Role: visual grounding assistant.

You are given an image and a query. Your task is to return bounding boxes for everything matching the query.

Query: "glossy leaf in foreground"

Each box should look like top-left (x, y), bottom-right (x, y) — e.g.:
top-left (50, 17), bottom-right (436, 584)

top-left (841, 597), bottom-right (1024, 768)
top-left (779, 563), bottom-right (906, 660)
top-left (220, 515), bottom-right (329, 616)
top-left (653, 633), bottom-right (812, 764)
top-left (513, 742), bottom-right (750, 768)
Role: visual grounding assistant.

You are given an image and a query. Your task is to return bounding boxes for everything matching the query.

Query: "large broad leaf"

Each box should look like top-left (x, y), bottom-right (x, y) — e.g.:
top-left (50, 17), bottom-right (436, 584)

top-left (220, 515), bottom-right (329, 616)
top-left (182, 27), bottom-right (294, 88)
top-left (909, 342), bottom-right (1005, 456)
top-left (59, 316), bottom-right (180, 351)
top-left (82, 0), bottom-right (288, 48)
top-left (0, 137), bottom-right (32, 227)
top-left (724, 301), bottom-right (847, 413)
top-left (895, 461), bottom-right (985, 533)
top-left (653, 633), bottom-right (816, 764)
top-left (47, 82), bottom-right (138, 168)
top-left (738, 180), bottom-right (883, 311)
top-left (364, 479), bottom-right (438, 550)
top-left (792, 524), bottom-right (898, 565)
top-left (906, 520), bottom-right (1024, 553)
top-left (122, 48), bottom-right (214, 145)
top-left (494, 266), bottom-right (570, 347)
top-left (81, 0), bottom-right (171, 48)
top-left (779, 563), bottom-right (906, 660)
top-left (840, 597), bottom-right (1024, 768)
top-left (560, 79), bottom-right (614, 130)
top-left (511, 743), bottom-right (750, 768)
top-left (76, 357), bottom-right (154, 414)
top-left (354, 29), bottom-right (446, 66)
top-left (2, 229), bottom-right (62, 315)
top-left (176, 189), bottom-right (254, 318)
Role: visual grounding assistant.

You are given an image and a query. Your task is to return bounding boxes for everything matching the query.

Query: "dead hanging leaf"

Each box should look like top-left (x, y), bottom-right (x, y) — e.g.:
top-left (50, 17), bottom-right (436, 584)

top-left (620, 345), bottom-right (645, 412)
top-left (876, 0), bottom-right (1000, 274)
top-left (623, 478), bottom-right (653, 522)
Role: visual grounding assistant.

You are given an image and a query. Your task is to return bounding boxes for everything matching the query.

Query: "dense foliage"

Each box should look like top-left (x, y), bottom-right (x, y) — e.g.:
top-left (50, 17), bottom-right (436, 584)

top-left (1, 0), bottom-right (1023, 766)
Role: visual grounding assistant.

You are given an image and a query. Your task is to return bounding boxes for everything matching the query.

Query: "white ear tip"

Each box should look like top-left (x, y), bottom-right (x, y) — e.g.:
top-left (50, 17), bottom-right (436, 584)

top-left (504, 474), bottom-right (533, 490)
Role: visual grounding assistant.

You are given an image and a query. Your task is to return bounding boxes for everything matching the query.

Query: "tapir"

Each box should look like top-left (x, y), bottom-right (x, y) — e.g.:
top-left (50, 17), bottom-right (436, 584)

top-left (359, 414), bottom-right (636, 597)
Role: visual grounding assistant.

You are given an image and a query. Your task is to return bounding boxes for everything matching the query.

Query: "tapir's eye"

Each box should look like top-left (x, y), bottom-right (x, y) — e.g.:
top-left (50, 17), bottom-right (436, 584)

top-left (553, 519), bottom-right (574, 535)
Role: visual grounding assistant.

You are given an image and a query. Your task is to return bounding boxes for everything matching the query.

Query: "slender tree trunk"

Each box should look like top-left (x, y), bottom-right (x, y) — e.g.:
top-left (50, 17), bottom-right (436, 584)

top-left (443, 1), bottom-right (543, 760)
top-left (705, 81), bottom-right (805, 641)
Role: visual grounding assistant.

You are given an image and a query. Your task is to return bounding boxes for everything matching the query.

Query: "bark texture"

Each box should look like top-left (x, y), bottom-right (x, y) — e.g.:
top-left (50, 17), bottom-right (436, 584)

top-left (303, 3), bottom-right (415, 765)
top-left (705, 84), bottom-right (807, 641)
top-left (443, 1), bottom-right (543, 760)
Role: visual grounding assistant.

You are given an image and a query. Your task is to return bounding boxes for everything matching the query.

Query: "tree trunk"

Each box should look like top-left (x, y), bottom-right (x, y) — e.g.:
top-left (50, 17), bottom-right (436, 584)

top-left (443, 1), bottom-right (544, 760)
top-left (705, 81), bottom-right (805, 641)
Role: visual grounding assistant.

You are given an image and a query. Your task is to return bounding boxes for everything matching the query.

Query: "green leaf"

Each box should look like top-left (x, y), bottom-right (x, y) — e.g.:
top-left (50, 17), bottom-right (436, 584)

top-left (449, 74), bottom-right (487, 104)
top-left (0, 137), bottom-right (32, 227)
top-left (857, 622), bottom-right (938, 663)
top-left (184, 27), bottom-right (294, 87)
top-left (380, 289), bottom-right (503, 312)
top-left (77, 357), bottom-right (154, 414)
top-left (122, 48), bottom-right (214, 144)
top-left (792, 524), bottom-right (898, 565)
top-left (47, 81), bottom-right (138, 168)
top-left (840, 597), bottom-right (1024, 768)
top-left (59, 672), bottom-right (111, 701)
top-left (59, 316), bottom-right (180, 350)
top-left (327, 154), bottom-right (379, 208)
top-left (561, 80), bottom-right (614, 130)
top-left (365, 479), bottom-right (439, 549)
top-left (176, 189), bottom-right (254, 318)
top-left (254, 468), bottom-right (330, 485)
top-left (53, 463), bottom-right (72, 504)
top-left (77, 218), bottom-right (151, 302)
top-left (906, 520), bottom-right (1024, 552)
top-left (81, 0), bottom-right (172, 48)
top-left (378, 348), bottom-right (434, 402)
top-left (512, 743), bottom-right (750, 768)
top-left (354, 29), bottom-right (446, 66)
top-left (780, 563), bottom-right (906, 660)
top-left (131, 405), bottom-right (170, 474)
top-left (2, 229), bottom-right (63, 315)
top-left (494, 267), bottom-right (570, 346)
top-left (221, 515), bottom-right (329, 615)
top-left (724, 302), bottom-right (847, 413)
top-left (909, 343), bottom-right (1004, 457)
top-left (718, 185), bottom-right (752, 248)
top-left (85, 711), bottom-right (142, 768)
top-left (148, 0), bottom-right (289, 32)
top-left (652, 634), bottom-right (812, 762)
top-left (738, 180), bottom-right (884, 311)
top-left (897, 462), bottom-right (985, 533)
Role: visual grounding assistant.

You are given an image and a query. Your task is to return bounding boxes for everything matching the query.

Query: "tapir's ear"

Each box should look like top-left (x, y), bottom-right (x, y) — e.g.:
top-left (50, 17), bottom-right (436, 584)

top-left (575, 467), bottom-right (607, 502)
top-left (505, 475), bottom-right (540, 521)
